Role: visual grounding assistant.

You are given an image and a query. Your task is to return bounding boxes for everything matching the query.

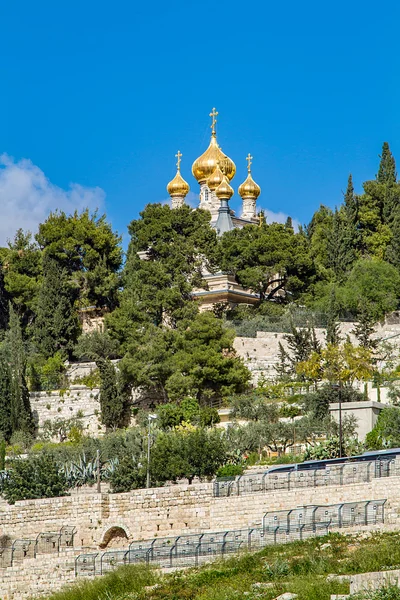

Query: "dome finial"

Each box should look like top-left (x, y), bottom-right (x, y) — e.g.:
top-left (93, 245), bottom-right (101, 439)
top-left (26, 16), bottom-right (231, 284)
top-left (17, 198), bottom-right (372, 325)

top-left (175, 150), bottom-right (182, 171)
top-left (209, 107), bottom-right (218, 137)
top-left (246, 153), bottom-right (253, 173)
top-left (167, 151), bottom-right (190, 204)
top-left (238, 153), bottom-right (261, 201)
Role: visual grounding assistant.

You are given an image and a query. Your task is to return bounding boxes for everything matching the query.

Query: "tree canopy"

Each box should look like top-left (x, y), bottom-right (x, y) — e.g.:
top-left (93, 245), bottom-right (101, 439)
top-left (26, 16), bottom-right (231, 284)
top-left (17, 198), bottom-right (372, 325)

top-left (218, 222), bottom-right (314, 302)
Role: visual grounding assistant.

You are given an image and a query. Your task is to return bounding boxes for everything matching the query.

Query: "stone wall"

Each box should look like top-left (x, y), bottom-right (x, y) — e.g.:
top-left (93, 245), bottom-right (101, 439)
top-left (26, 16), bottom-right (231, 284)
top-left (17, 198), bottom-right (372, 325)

top-left (1, 472), bottom-right (400, 549)
top-left (30, 385), bottom-right (104, 438)
top-left (233, 320), bottom-right (400, 384)
top-left (1, 473), bottom-right (400, 598)
top-left (350, 569), bottom-right (400, 594)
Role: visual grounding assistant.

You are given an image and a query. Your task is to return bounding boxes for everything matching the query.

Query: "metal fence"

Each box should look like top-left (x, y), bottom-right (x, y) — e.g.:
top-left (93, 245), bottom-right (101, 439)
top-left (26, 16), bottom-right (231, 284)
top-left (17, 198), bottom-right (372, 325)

top-left (213, 457), bottom-right (400, 498)
top-left (75, 499), bottom-right (386, 577)
top-left (0, 525), bottom-right (76, 569)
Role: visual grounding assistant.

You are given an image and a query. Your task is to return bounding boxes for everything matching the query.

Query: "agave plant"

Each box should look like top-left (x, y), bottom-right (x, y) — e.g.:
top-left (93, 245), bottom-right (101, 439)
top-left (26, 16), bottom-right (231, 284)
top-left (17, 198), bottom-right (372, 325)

top-left (60, 453), bottom-right (98, 487)
top-left (60, 453), bottom-right (125, 488)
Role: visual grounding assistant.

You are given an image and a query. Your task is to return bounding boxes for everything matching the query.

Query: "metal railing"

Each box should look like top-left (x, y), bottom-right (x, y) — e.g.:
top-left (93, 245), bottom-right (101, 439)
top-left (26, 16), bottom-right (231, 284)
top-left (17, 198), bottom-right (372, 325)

top-left (0, 525), bottom-right (76, 569)
top-left (213, 457), bottom-right (400, 497)
top-left (74, 499), bottom-right (386, 577)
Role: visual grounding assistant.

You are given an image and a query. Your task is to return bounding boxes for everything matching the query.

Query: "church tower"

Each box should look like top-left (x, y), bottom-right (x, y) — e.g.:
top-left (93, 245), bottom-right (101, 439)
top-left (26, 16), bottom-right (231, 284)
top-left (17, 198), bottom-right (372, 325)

top-left (238, 153), bottom-right (261, 222)
top-left (191, 108), bottom-right (236, 220)
top-left (167, 150), bottom-right (190, 208)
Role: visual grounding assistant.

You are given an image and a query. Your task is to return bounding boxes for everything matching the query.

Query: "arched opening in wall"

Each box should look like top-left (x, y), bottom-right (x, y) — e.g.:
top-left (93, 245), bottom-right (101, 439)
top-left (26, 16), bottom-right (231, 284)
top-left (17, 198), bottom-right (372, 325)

top-left (99, 526), bottom-right (128, 549)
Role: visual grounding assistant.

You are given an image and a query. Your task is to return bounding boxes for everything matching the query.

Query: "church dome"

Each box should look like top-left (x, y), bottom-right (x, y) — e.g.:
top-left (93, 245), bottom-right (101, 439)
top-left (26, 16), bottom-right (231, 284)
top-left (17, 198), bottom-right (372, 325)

top-left (167, 151), bottom-right (190, 197)
top-left (207, 163), bottom-right (225, 191)
top-left (215, 175), bottom-right (234, 200)
top-left (238, 154), bottom-right (261, 200)
top-left (192, 108), bottom-right (236, 184)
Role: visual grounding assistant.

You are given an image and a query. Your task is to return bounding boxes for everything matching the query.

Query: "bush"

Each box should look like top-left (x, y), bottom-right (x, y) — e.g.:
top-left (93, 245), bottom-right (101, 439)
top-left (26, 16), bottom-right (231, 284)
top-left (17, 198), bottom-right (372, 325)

top-left (365, 407), bottom-right (400, 450)
top-left (150, 428), bottom-right (227, 485)
top-left (303, 384), bottom-right (364, 421)
top-left (216, 464), bottom-right (244, 478)
top-left (109, 456), bottom-right (146, 493)
top-left (1, 454), bottom-right (68, 504)
top-left (28, 352), bottom-right (67, 391)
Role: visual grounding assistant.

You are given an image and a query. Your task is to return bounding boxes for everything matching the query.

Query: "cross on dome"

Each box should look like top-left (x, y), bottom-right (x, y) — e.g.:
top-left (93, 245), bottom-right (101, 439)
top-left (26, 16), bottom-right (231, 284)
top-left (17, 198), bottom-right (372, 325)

top-left (210, 107), bottom-right (218, 136)
top-left (175, 150), bottom-right (182, 171)
top-left (246, 153), bottom-right (253, 173)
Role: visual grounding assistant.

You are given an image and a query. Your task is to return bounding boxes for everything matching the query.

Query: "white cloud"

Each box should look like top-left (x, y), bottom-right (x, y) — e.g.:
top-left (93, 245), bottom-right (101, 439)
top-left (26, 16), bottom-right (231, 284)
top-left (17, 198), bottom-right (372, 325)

top-left (0, 154), bottom-right (106, 246)
top-left (261, 208), bottom-right (301, 231)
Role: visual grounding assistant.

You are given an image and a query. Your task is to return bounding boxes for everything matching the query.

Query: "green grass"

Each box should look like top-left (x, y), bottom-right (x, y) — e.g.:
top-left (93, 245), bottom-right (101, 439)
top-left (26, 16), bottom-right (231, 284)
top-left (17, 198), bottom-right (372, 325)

top-left (37, 532), bottom-right (400, 600)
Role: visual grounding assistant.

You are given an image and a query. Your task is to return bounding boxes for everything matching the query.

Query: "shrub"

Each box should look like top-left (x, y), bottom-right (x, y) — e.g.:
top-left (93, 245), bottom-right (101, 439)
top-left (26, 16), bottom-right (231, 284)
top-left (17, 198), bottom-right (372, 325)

top-left (109, 456), bottom-right (146, 493)
top-left (1, 454), bottom-right (68, 504)
top-left (216, 464), bottom-right (244, 478)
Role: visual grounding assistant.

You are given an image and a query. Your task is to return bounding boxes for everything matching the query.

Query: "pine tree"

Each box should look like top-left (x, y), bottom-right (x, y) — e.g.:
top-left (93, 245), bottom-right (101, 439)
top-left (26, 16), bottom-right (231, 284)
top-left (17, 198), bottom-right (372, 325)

top-left (325, 288), bottom-right (341, 346)
top-left (33, 254), bottom-right (80, 358)
top-left (5, 306), bottom-right (35, 437)
top-left (0, 350), bottom-right (12, 441)
top-left (284, 320), bottom-right (319, 365)
top-left (377, 142), bottom-right (397, 185)
top-left (352, 304), bottom-right (378, 350)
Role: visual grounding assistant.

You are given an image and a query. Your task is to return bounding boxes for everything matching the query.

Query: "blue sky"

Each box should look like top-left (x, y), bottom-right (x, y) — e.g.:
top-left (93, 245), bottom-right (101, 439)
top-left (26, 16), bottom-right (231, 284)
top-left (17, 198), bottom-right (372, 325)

top-left (0, 0), bottom-right (399, 245)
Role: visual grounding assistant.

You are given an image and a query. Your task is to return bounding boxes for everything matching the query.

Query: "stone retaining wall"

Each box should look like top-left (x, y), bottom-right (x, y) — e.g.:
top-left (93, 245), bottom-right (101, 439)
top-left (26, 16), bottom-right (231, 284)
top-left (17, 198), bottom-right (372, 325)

top-left (0, 474), bottom-right (400, 599)
top-left (350, 568), bottom-right (400, 593)
top-left (1, 473), bottom-right (400, 549)
top-left (30, 385), bottom-right (104, 438)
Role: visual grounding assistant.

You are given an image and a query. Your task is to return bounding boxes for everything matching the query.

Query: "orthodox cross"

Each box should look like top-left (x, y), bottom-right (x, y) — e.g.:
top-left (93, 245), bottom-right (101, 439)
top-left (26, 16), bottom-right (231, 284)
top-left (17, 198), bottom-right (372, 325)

top-left (175, 150), bottom-right (182, 171)
top-left (246, 153), bottom-right (253, 173)
top-left (210, 107), bottom-right (218, 135)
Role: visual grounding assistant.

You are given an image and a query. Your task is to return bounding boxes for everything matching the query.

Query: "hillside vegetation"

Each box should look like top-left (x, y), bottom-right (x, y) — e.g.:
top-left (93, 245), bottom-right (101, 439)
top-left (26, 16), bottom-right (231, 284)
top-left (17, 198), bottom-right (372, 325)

top-left (2, 143), bottom-right (400, 500)
top-left (39, 532), bottom-right (400, 600)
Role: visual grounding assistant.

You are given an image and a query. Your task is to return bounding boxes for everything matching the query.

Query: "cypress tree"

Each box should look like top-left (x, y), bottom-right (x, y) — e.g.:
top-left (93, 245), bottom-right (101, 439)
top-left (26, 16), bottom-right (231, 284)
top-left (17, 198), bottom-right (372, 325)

top-left (0, 350), bottom-right (12, 442)
top-left (34, 254), bottom-right (80, 359)
top-left (377, 142), bottom-right (397, 185)
top-left (0, 267), bottom-right (9, 333)
top-left (285, 216), bottom-right (293, 230)
top-left (344, 174), bottom-right (358, 223)
top-left (326, 208), bottom-right (356, 278)
top-left (98, 358), bottom-right (127, 429)
top-left (5, 306), bottom-right (35, 437)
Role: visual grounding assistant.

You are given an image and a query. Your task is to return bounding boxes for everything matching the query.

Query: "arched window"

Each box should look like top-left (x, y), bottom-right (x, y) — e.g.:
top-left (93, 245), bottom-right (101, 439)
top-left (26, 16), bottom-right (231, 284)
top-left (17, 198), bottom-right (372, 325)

top-left (204, 187), bottom-right (209, 203)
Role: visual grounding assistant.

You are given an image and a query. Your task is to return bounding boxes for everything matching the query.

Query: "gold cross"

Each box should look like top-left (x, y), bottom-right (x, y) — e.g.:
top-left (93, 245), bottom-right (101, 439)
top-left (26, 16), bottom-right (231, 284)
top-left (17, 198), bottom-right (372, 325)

top-left (175, 150), bottom-right (182, 171)
top-left (246, 153), bottom-right (253, 173)
top-left (210, 107), bottom-right (218, 135)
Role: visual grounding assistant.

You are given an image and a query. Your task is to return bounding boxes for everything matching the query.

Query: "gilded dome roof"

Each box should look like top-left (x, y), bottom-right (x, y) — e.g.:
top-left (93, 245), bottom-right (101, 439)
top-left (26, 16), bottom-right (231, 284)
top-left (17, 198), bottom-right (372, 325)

top-left (191, 108), bottom-right (236, 183)
top-left (167, 151), bottom-right (190, 198)
top-left (207, 163), bottom-right (225, 191)
top-left (215, 175), bottom-right (234, 200)
top-left (238, 153), bottom-right (261, 200)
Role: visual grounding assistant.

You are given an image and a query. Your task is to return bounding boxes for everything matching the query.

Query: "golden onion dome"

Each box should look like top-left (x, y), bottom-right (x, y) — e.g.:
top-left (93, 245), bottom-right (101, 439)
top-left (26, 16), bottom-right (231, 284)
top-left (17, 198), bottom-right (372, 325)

top-left (192, 108), bottom-right (236, 183)
top-left (207, 163), bottom-right (225, 191)
top-left (238, 153), bottom-right (261, 200)
top-left (167, 151), bottom-right (190, 198)
top-left (215, 175), bottom-right (234, 200)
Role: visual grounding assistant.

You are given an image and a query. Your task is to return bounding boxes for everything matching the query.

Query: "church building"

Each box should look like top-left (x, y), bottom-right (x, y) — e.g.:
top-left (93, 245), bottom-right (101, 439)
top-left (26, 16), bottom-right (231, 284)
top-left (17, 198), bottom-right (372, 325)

top-left (166, 108), bottom-right (262, 236)
top-left (165, 108), bottom-right (262, 310)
